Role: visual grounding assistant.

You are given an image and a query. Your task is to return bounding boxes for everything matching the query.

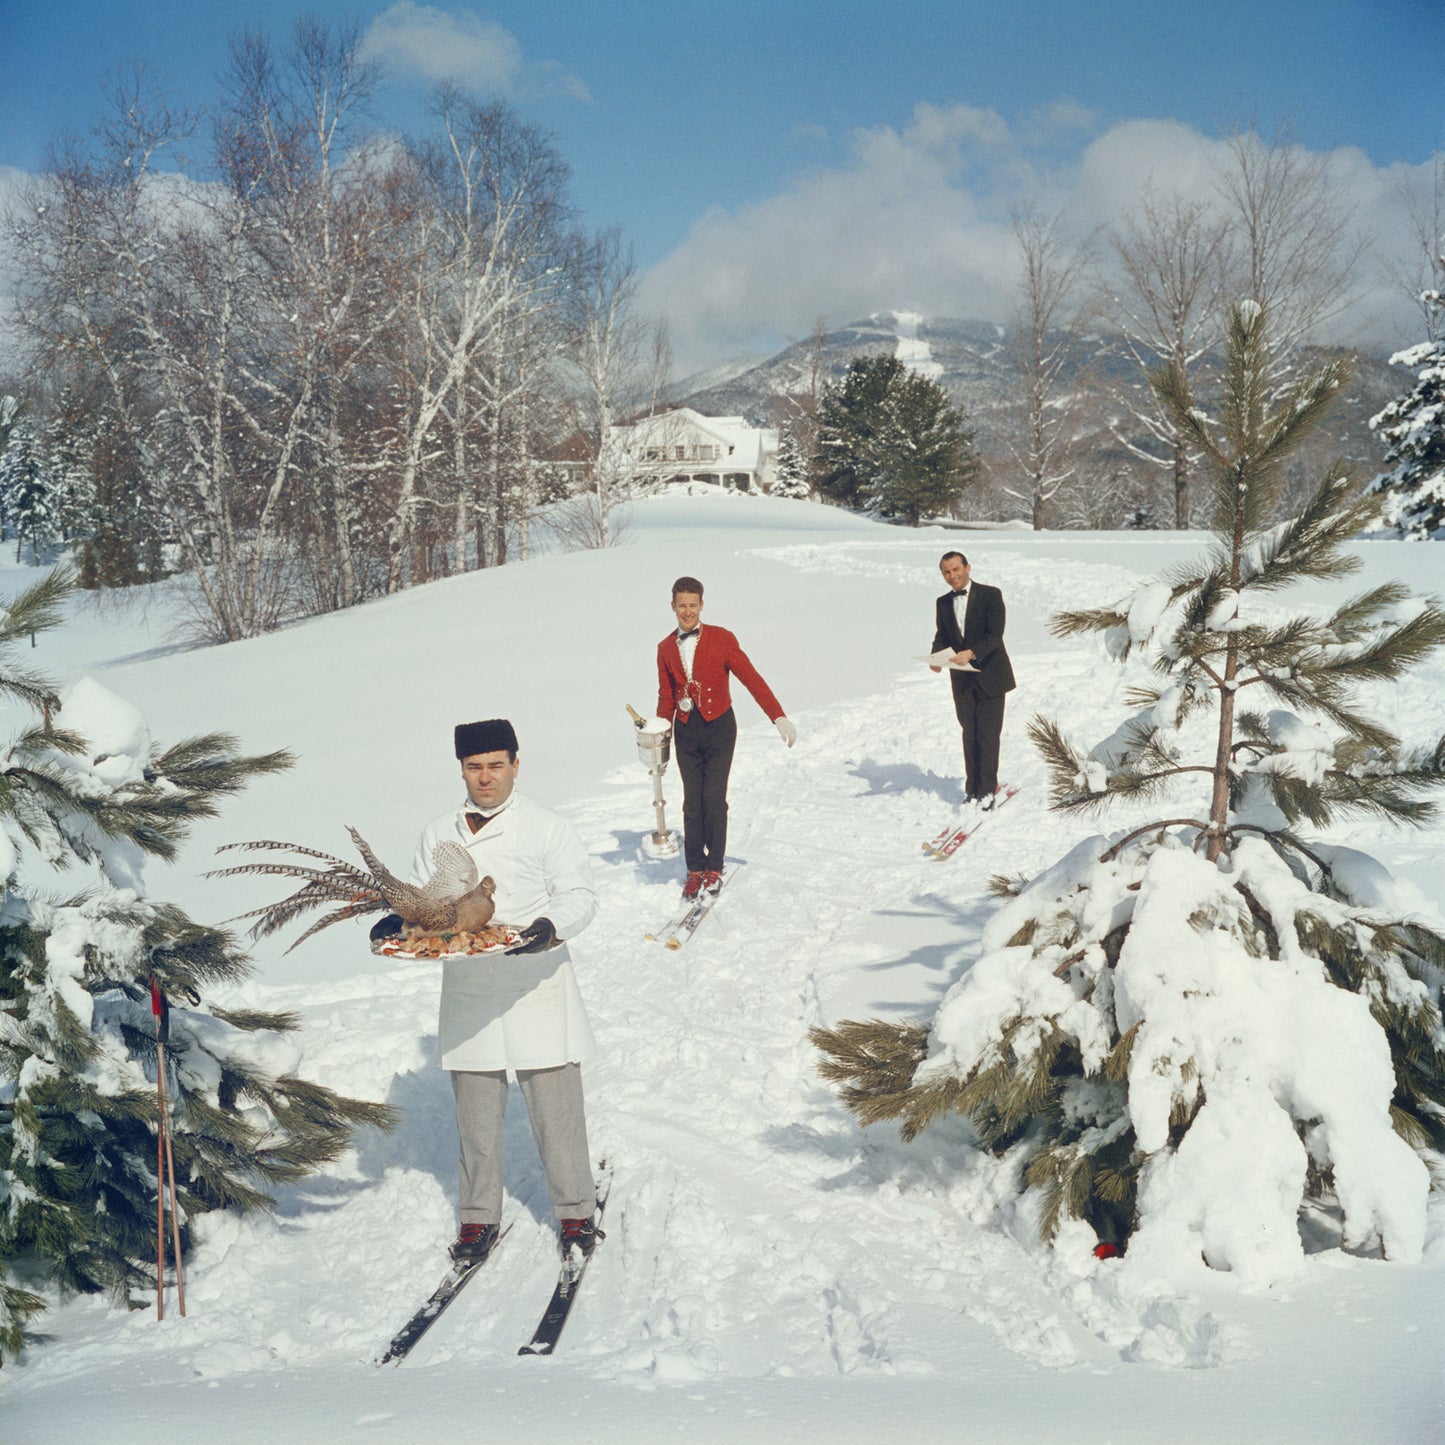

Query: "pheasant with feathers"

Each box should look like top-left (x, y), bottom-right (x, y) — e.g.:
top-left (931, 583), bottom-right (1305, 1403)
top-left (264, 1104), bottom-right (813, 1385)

top-left (210, 826), bottom-right (498, 953)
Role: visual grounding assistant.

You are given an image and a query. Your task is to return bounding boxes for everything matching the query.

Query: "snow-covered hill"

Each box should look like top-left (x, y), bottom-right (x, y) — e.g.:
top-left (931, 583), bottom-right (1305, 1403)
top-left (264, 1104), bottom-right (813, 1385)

top-left (6, 493), bottom-right (1444, 1443)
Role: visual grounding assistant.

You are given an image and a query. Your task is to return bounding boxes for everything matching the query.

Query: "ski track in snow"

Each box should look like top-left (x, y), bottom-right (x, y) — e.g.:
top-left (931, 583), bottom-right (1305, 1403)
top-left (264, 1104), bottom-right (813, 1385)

top-left (890, 309), bottom-right (943, 381)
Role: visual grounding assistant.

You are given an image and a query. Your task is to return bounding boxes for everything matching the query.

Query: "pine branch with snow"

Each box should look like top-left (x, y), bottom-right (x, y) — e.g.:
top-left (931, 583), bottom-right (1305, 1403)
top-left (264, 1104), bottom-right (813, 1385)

top-left (1, 572), bottom-right (394, 1361)
top-left (1367, 260), bottom-right (1445, 538)
top-left (815, 303), bottom-right (1445, 1280)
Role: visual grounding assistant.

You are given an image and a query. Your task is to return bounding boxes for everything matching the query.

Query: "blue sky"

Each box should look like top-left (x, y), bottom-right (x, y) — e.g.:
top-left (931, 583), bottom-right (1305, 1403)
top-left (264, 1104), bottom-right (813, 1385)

top-left (3, 1), bottom-right (1442, 370)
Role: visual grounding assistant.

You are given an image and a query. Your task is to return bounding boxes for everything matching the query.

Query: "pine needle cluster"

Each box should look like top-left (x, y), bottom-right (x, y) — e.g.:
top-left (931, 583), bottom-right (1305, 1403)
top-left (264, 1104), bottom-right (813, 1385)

top-left (1, 571), bottom-right (396, 1361)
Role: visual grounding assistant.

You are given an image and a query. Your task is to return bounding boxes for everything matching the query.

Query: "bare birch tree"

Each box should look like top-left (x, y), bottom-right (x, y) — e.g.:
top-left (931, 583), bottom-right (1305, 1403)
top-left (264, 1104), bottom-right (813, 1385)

top-left (1002, 205), bottom-right (1098, 529)
top-left (1213, 123), bottom-right (1366, 375)
top-left (11, 71), bottom-right (268, 638)
top-left (384, 92), bottom-right (568, 591)
top-left (1105, 188), bottom-right (1229, 527)
top-left (214, 19), bottom-right (405, 617)
top-left (564, 226), bottom-right (646, 547)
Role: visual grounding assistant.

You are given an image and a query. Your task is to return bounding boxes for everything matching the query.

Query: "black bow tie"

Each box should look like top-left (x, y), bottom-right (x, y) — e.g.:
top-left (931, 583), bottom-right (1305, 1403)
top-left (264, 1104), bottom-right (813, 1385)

top-left (677, 628), bottom-right (699, 640)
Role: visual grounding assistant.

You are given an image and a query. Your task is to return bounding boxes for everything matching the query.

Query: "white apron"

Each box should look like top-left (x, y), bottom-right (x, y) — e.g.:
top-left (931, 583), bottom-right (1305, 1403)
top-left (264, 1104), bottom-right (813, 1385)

top-left (410, 792), bottom-right (597, 1072)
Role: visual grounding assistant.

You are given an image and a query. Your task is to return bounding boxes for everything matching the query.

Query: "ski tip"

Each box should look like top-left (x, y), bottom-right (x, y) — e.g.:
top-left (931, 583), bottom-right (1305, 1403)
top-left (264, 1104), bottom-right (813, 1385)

top-left (665, 938), bottom-right (682, 951)
top-left (518, 1342), bottom-right (554, 1356)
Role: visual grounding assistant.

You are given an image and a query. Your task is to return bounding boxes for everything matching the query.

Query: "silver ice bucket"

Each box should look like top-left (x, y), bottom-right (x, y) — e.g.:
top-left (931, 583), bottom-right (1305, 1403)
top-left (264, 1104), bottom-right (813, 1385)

top-left (634, 724), bottom-right (672, 774)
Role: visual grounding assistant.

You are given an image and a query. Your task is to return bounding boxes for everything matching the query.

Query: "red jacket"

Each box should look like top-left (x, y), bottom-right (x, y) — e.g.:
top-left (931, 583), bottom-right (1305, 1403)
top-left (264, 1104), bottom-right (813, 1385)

top-left (656, 624), bottom-right (784, 726)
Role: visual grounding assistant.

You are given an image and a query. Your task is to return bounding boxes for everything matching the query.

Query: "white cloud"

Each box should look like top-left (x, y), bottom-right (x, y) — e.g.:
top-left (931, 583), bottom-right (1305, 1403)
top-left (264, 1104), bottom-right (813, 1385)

top-left (639, 103), bottom-right (1024, 375)
top-left (361, 3), bottom-right (589, 100)
top-left (640, 106), bottom-right (1438, 377)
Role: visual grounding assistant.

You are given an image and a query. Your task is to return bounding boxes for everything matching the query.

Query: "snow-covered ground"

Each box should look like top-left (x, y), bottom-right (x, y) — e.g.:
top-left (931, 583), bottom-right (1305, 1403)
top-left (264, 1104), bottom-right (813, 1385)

top-left (6, 493), bottom-right (1444, 1443)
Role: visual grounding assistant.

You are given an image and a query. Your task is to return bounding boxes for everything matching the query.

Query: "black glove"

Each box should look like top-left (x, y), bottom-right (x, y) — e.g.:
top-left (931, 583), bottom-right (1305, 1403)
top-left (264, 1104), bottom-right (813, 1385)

top-left (505, 917), bottom-right (557, 954)
top-left (369, 913), bottom-right (404, 942)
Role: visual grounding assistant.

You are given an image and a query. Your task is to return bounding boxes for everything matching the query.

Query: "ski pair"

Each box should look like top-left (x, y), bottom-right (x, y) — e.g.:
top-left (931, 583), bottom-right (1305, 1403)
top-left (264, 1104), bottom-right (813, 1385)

top-left (923, 787), bottom-right (1018, 859)
top-left (377, 1166), bottom-right (611, 1365)
top-left (643, 863), bottom-right (742, 950)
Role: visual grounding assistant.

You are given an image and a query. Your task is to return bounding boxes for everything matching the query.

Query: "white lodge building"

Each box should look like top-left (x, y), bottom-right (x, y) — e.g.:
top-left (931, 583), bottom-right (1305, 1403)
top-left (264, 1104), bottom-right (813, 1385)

top-left (606, 408), bottom-right (779, 493)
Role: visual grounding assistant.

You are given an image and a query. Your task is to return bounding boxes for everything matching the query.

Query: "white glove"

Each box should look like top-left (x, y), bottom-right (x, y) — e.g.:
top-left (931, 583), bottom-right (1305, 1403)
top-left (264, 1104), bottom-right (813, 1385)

top-left (775, 717), bottom-right (797, 748)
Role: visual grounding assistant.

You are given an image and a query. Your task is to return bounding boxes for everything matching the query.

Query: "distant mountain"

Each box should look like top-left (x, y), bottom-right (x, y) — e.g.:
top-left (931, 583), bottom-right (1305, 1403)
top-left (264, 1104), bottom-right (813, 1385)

top-left (671, 315), bottom-right (1012, 430)
top-left (668, 311), bottom-right (1401, 474)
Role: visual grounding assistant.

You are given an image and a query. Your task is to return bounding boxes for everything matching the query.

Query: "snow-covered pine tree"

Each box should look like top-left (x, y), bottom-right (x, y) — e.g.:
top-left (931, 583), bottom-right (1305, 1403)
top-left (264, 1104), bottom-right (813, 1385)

top-left (40, 398), bottom-right (99, 554)
top-left (0, 571), bottom-right (396, 1360)
top-left (1368, 257), bottom-right (1444, 539)
top-left (770, 427), bottom-right (812, 499)
top-left (813, 302), bottom-right (1445, 1281)
top-left (0, 416), bottom-right (59, 563)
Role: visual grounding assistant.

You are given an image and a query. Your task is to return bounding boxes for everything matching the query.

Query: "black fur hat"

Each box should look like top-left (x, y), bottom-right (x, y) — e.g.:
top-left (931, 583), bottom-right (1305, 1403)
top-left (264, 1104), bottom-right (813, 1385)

top-left (454, 718), bottom-right (519, 760)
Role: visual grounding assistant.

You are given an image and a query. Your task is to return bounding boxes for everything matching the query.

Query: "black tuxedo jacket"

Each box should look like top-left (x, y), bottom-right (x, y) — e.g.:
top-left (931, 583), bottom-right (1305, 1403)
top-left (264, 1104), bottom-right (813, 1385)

top-left (932, 582), bottom-right (1016, 698)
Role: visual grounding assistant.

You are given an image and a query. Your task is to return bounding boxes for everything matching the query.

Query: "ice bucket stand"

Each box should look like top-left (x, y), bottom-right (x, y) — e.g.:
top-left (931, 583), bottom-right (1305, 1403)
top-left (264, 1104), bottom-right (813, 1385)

top-left (626, 704), bottom-right (681, 859)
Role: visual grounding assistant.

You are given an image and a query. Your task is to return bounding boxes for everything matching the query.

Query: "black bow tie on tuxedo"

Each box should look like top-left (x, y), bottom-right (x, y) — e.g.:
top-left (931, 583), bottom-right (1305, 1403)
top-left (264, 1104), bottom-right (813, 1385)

top-left (677, 628), bottom-right (700, 640)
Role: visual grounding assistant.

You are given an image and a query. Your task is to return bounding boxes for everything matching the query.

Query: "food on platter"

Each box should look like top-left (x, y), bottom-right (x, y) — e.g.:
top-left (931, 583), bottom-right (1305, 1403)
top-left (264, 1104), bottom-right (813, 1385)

top-left (372, 924), bottom-right (521, 959)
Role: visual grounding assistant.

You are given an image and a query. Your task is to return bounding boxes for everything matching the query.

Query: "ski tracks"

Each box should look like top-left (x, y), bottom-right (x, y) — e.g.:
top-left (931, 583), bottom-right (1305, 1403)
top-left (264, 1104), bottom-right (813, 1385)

top-left (566, 652), bottom-right (1216, 1377)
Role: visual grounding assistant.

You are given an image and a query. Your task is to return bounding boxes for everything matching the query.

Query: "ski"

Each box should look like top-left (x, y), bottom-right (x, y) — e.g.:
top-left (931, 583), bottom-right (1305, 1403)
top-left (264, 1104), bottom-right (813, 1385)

top-left (924, 787), bottom-right (1018, 860)
top-left (518, 1166), bottom-right (613, 1357)
top-left (665, 862), bottom-right (742, 949)
top-left (376, 1223), bottom-right (514, 1366)
top-left (643, 890), bottom-right (703, 945)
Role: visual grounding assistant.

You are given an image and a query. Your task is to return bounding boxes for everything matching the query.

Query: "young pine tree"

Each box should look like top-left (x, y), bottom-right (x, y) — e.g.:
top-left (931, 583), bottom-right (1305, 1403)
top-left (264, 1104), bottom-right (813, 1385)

top-left (1, 571), bottom-right (396, 1360)
top-left (770, 427), bottom-right (812, 500)
top-left (813, 303), bottom-right (1445, 1280)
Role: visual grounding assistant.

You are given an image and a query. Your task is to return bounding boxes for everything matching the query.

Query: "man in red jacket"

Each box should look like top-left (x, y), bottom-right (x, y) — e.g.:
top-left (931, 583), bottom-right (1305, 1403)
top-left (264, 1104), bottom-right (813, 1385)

top-left (656, 576), bottom-right (796, 898)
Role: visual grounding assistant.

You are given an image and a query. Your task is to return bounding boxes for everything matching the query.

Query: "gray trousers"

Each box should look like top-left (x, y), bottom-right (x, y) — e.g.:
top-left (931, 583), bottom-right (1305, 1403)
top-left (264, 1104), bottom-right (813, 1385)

top-left (451, 1063), bottom-right (593, 1225)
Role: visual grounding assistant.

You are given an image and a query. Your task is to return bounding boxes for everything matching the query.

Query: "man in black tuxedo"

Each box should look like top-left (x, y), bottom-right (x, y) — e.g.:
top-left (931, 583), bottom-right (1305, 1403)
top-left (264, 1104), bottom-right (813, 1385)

top-left (930, 550), bottom-right (1015, 805)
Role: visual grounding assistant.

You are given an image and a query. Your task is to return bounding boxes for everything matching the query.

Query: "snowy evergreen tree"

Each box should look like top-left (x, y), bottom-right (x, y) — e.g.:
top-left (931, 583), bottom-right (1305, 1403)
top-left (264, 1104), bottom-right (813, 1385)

top-left (770, 428), bottom-right (812, 499)
top-left (40, 401), bottom-right (99, 550)
top-left (0, 417), bottom-right (60, 563)
top-left (1368, 265), bottom-right (1444, 539)
top-left (814, 304), bottom-right (1445, 1278)
top-left (814, 356), bottom-right (978, 525)
top-left (0, 571), bottom-right (396, 1360)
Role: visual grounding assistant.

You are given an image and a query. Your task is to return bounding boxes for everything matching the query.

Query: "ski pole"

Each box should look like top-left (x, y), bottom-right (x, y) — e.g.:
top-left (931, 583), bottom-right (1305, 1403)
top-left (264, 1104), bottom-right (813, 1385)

top-left (155, 1032), bottom-right (165, 1323)
top-left (151, 978), bottom-right (187, 1318)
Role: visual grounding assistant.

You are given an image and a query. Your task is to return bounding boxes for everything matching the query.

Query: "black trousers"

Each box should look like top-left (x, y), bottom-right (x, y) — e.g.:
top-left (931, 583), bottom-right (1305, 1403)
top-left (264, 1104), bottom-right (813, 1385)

top-left (673, 707), bottom-right (737, 870)
top-left (950, 681), bottom-right (1006, 798)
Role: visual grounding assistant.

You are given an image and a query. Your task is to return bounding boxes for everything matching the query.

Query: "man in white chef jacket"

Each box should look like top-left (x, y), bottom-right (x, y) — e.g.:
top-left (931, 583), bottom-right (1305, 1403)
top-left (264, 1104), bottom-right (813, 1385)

top-left (392, 718), bottom-right (601, 1263)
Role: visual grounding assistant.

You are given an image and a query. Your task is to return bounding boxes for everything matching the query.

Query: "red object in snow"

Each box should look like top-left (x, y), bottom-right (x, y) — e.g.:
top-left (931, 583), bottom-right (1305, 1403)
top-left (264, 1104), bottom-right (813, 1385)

top-left (1093, 1242), bottom-right (1121, 1259)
